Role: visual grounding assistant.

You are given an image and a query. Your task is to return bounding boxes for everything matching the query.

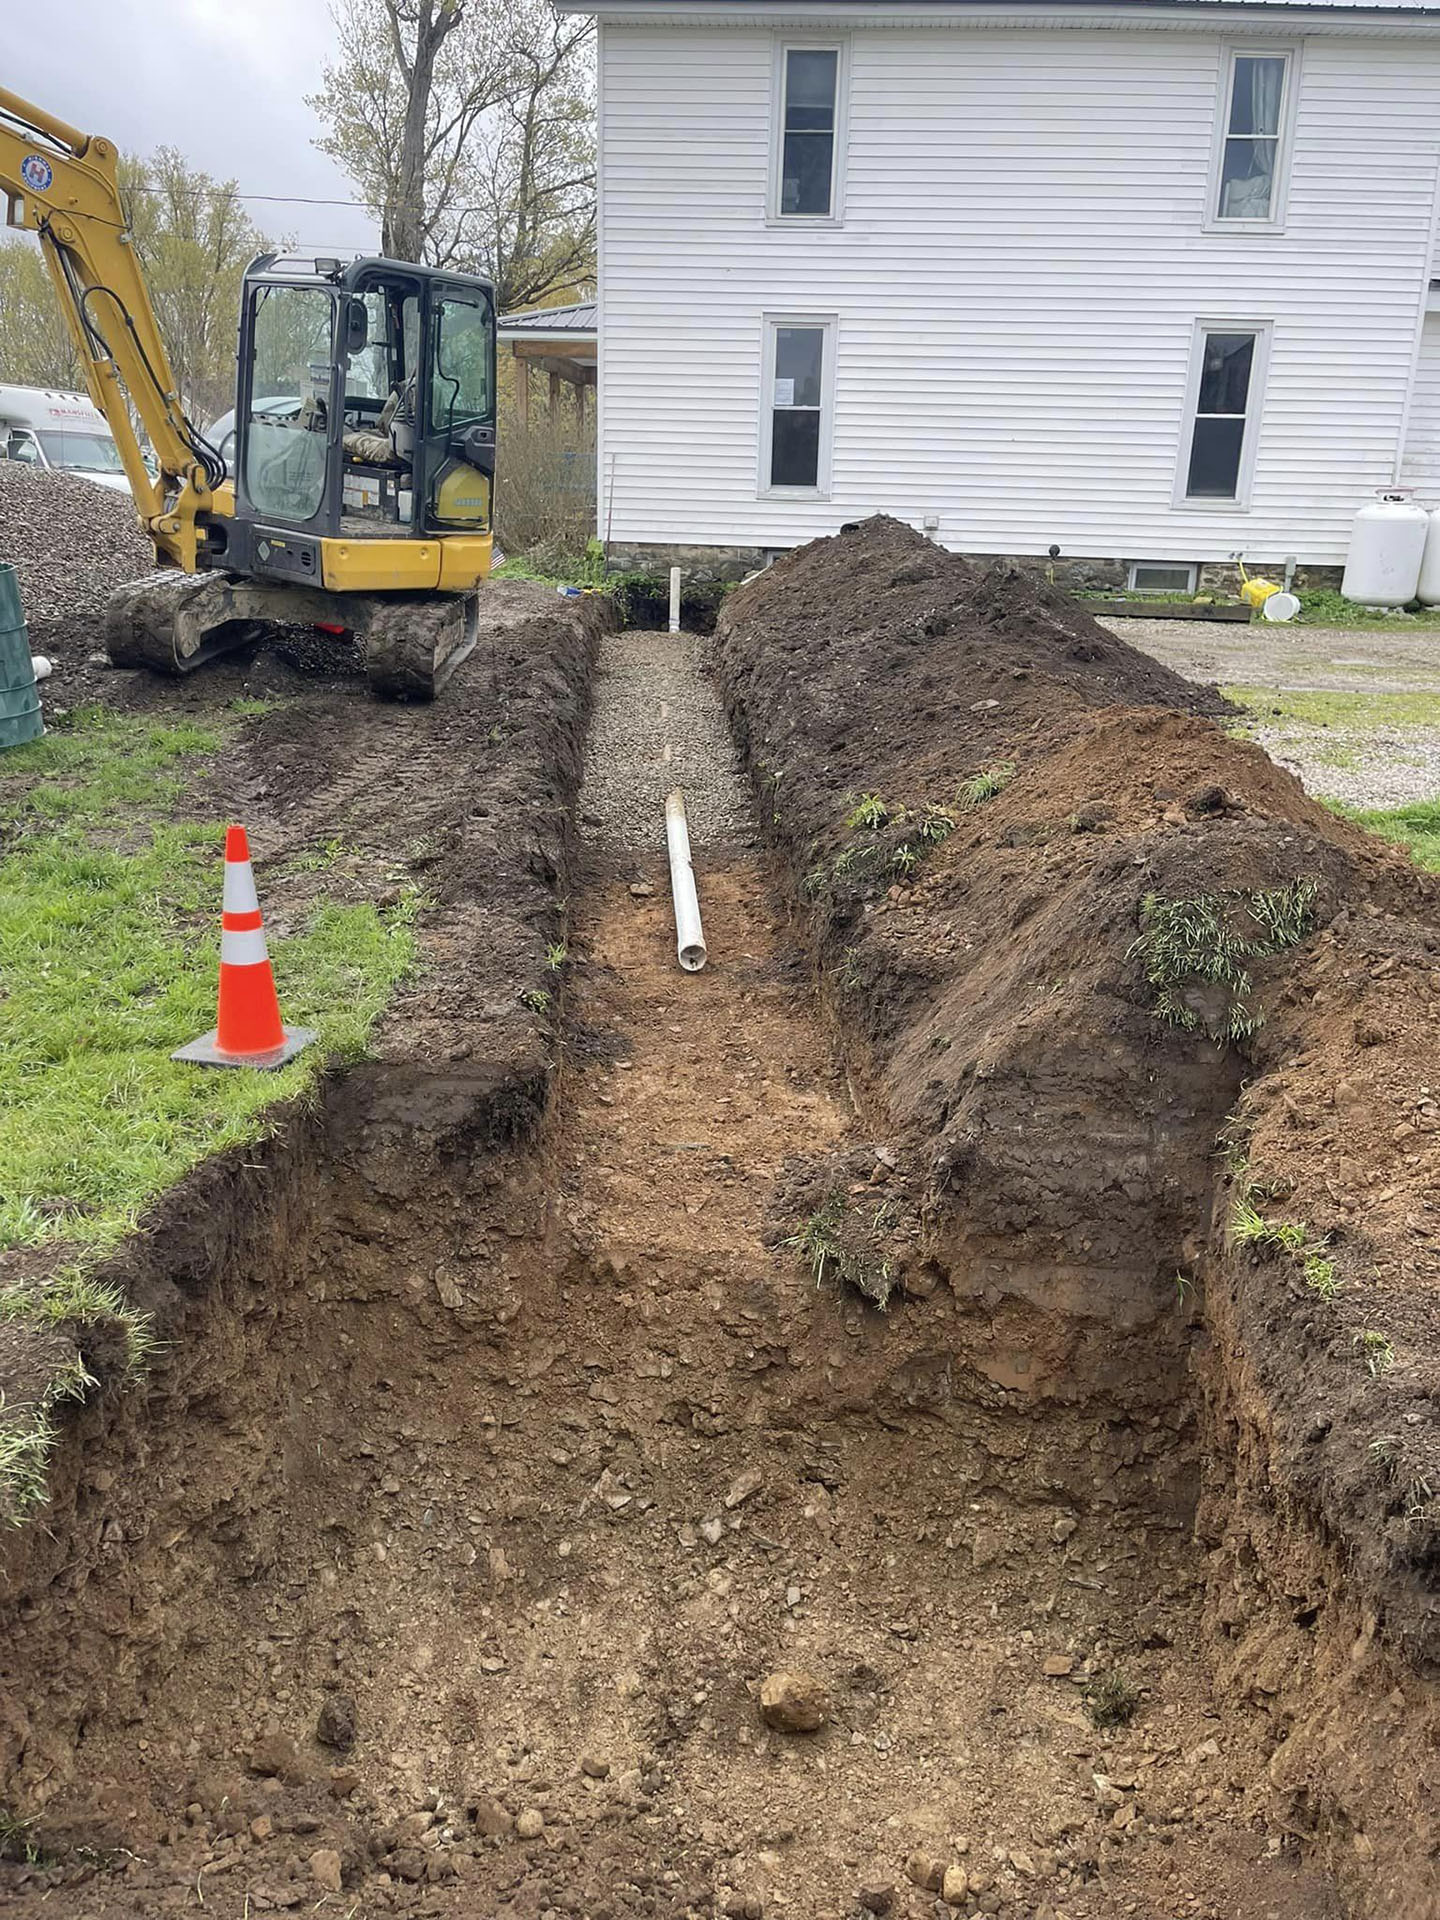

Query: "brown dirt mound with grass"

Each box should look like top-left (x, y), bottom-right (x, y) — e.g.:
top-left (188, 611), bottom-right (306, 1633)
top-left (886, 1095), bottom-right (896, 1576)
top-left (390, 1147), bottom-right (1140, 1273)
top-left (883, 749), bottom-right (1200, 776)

top-left (715, 516), bottom-right (1440, 1913)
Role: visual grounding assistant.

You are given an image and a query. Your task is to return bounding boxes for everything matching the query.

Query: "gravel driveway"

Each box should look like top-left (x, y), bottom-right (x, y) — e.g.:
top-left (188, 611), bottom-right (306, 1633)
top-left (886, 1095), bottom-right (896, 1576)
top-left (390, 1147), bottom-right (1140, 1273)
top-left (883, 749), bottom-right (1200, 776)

top-left (1101, 615), bottom-right (1440, 809)
top-left (1100, 616), bottom-right (1440, 695)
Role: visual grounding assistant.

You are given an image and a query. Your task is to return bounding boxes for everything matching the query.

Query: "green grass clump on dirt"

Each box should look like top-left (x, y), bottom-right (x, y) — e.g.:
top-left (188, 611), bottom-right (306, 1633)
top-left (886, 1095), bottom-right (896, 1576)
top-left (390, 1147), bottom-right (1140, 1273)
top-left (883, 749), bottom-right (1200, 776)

top-left (1128, 880), bottom-right (1316, 1044)
top-left (1336, 797), bottom-right (1440, 873)
top-left (0, 707), bottom-right (421, 1523)
top-left (784, 1193), bottom-right (898, 1309)
top-left (1294, 588), bottom-right (1440, 629)
top-left (1084, 1668), bottom-right (1141, 1728)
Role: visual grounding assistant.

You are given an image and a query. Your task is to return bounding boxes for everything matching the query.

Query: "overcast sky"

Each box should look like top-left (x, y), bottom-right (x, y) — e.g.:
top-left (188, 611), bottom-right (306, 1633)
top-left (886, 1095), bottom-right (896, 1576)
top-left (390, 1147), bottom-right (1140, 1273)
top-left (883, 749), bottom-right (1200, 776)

top-left (3, 0), bottom-right (378, 253)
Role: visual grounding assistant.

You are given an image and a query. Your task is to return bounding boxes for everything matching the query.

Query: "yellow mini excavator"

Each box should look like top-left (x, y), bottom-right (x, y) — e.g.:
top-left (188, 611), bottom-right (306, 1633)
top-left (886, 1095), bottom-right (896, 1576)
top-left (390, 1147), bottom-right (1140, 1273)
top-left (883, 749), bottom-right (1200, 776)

top-left (0, 88), bottom-right (499, 698)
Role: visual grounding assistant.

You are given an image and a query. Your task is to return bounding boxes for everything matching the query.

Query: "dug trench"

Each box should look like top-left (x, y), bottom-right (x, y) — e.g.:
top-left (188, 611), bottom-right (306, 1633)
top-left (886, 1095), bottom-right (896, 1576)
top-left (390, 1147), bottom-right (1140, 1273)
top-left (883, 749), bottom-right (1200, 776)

top-left (0, 524), bottom-right (1436, 1919)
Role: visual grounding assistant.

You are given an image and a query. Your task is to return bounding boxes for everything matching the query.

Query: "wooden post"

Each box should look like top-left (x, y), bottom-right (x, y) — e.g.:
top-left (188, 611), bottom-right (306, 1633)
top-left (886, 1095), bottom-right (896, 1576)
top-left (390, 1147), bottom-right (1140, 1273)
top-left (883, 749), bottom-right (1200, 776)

top-left (516, 356), bottom-right (529, 432)
top-left (576, 379), bottom-right (587, 429)
top-left (549, 371), bottom-right (562, 423)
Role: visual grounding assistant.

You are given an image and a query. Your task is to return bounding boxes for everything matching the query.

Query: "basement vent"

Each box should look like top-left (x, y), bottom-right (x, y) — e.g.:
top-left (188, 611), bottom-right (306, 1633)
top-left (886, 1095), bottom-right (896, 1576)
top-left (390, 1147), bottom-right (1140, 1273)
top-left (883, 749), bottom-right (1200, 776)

top-left (1128, 561), bottom-right (1198, 595)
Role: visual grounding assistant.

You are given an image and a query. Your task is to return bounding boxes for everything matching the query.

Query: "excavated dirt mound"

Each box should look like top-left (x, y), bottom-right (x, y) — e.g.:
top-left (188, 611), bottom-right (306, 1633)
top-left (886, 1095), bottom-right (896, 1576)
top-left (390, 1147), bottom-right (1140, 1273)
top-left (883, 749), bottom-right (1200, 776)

top-left (714, 518), bottom-right (1440, 1914)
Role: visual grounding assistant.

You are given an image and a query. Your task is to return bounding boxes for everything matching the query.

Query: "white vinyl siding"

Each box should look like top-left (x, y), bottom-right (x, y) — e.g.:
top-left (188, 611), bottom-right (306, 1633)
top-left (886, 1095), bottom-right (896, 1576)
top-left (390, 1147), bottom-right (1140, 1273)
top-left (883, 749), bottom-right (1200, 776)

top-left (596, 23), bottom-right (1440, 564)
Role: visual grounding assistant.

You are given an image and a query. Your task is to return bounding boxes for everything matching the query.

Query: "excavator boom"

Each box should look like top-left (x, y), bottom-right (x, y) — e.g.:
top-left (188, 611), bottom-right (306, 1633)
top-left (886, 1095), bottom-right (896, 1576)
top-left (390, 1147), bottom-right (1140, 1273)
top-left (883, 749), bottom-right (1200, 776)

top-left (0, 86), bottom-right (223, 571)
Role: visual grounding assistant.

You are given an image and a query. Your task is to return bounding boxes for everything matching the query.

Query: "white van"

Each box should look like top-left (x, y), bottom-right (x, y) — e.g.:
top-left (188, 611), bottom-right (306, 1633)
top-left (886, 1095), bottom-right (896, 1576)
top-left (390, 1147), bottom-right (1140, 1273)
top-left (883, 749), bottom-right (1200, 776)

top-left (0, 384), bottom-right (130, 493)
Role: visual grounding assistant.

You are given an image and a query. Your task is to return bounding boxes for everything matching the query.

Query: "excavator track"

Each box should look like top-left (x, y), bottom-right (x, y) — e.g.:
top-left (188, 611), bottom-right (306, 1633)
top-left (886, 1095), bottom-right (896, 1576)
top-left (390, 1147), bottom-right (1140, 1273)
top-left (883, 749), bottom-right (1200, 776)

top-left (358, 592), bottom-right (478, 701)
top-left (105, 572), bottom-right (265, 676)
top-left (104, 572), bottom-right (478, 701)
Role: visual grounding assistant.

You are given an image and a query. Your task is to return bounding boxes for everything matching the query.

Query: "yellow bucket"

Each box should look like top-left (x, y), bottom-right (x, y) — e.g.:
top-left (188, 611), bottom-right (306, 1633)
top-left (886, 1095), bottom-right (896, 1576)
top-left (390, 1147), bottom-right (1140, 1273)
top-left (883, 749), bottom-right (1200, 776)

top-left (1239, 574), bottom-right (1281, 608)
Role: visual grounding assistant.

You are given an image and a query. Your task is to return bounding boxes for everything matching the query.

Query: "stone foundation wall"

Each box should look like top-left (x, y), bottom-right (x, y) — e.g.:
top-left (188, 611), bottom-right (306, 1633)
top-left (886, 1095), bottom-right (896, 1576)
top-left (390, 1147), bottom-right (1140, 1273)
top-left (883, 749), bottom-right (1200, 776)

top-left (606, 542), bottom-right (768, 586)
top-left (606, 540), bottom-right (1344, 598)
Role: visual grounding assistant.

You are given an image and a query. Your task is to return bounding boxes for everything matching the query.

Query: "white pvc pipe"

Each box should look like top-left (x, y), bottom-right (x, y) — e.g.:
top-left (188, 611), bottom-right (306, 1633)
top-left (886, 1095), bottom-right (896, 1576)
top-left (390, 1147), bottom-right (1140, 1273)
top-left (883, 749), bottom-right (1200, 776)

top-left (668, 566), bottom-right (681, 635)
top-left (664, 788), bottom-right (707, 972)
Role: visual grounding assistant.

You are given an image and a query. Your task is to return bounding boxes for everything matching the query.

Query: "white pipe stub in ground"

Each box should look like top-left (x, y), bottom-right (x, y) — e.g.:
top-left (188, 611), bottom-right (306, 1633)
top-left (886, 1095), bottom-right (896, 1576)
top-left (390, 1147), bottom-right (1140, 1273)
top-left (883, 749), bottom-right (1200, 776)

top-left (665, 788), bottom-right (708, 971)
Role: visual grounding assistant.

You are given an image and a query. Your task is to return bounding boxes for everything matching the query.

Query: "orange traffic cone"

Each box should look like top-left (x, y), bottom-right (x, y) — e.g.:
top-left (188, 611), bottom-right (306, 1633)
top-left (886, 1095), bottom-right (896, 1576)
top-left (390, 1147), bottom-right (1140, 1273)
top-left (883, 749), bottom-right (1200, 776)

top-left (172, 825), bottom-right (315, 1070)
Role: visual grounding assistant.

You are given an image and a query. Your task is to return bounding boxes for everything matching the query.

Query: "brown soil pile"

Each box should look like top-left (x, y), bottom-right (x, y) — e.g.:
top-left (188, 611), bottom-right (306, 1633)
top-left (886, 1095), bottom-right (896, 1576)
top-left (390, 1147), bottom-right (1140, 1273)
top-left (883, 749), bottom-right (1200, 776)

top-left (714, 517), bottom-right (1440, 1912)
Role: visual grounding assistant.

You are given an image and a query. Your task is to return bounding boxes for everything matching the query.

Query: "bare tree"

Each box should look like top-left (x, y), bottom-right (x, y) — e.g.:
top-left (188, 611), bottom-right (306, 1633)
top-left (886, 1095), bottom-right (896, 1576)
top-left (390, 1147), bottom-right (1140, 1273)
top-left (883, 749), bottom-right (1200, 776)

top-left (311, 0), bottom-right (509, 265)
top-left (390, 1), bottom-right (462, 259)
top-left (311, 0), bottom-right (594, 307)
top-left (452, 5), bottom-right (595, 310)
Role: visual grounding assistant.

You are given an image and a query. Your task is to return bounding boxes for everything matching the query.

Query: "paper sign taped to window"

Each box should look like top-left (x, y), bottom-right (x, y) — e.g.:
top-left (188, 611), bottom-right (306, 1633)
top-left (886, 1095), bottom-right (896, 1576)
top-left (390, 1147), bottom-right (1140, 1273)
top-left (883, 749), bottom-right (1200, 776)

top-left (773, 378), bottom-right (795, 407)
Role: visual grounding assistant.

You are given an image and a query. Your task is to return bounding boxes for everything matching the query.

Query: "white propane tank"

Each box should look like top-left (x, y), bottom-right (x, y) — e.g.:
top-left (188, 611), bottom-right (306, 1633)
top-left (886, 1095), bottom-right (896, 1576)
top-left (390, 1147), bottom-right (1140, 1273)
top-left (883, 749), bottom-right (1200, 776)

top-left (1418, 507), bottom-right (1440, 606)
top-left (1341, 491), bottom-right (1429, 606)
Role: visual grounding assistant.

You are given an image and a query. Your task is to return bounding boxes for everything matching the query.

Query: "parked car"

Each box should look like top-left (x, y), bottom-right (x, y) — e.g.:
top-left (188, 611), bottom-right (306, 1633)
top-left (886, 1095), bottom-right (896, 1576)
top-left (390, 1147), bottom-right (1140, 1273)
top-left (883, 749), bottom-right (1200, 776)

top-left (204, 397), bottom-right (302, 475)
top-left (0, 383), bottom-right (130, 492)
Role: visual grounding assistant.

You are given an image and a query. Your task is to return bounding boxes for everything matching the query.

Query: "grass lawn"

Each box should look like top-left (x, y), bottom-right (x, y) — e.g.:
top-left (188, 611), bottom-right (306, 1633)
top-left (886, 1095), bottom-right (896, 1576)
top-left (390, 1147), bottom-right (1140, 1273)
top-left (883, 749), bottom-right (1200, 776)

top-left (1294, 588), bottom-right (1440, 629)
top-left (1335, 797), bottom-right (1440, 872)
top-left (1222, 686), bottom-right (1440, 784)
top-left (1222, 687), bottom-right (1440, 732)
top-left (1221, 687), bottom-right (1440, 865)
top-left (0, 704), bottom-right (420, 1523)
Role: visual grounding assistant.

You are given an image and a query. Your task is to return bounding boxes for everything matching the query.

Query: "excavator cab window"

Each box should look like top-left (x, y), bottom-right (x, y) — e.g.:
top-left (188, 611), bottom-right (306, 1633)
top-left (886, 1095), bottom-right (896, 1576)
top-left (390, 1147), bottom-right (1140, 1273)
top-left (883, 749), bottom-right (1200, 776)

top-left (424, 292), bottom-right (496, 533)
top-left (431, 298), bottom-right (492, 433)
top-left (232, 258), bottom-right (494, 548)
top-left (339, 286), bottom-right (421, 524)
top-left (243, 283), bottom-right (335, 525)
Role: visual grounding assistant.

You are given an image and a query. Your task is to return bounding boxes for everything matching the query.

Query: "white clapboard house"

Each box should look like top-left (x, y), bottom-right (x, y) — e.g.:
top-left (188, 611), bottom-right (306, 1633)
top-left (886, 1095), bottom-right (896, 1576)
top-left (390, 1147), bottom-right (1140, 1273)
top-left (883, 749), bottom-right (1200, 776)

top-left (557, 0), bottom-right (1440, 587)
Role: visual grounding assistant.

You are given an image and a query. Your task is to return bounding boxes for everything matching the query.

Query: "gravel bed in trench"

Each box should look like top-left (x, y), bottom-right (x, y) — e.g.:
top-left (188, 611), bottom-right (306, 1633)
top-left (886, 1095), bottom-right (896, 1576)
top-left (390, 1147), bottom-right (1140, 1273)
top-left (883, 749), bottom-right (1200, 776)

top-left (579, 628), bottom-right (752, 855)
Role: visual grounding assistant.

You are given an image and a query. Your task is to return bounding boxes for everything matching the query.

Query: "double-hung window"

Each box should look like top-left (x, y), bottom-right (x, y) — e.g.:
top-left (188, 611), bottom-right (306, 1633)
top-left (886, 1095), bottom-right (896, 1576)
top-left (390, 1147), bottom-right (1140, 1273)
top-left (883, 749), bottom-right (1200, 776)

top-left (1213, 49), bottom-right (1293, 224)
top-left (1179, 324), bottom-right (1269, 506)
top-left (775, 46), bottom-right (842, 219)
top-left (763, 319), bottom-right (832, 493)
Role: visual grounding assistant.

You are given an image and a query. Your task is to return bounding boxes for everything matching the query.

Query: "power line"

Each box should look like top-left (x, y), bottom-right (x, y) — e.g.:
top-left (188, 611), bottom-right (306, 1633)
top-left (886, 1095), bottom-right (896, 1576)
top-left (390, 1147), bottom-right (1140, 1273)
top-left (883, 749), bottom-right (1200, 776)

top-left (123, 185), bottom-right (377, 210)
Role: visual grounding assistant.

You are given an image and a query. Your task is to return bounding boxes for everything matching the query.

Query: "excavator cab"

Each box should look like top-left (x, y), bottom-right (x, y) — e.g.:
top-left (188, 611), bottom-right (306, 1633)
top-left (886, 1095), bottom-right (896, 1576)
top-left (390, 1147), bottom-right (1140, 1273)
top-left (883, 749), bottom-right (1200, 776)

top-left (224, 254), bottom-right (496, 593)
top-left (107, 254), bottom-right (500, 698)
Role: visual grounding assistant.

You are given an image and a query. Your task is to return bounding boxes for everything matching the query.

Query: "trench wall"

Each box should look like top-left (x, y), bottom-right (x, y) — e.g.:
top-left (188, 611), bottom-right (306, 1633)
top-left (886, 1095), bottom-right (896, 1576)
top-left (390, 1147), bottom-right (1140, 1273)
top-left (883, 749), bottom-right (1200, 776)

top-left (711, 518), bottom-right (1440, 1915)
top-left (0, 586), bottom-right (607, 1819)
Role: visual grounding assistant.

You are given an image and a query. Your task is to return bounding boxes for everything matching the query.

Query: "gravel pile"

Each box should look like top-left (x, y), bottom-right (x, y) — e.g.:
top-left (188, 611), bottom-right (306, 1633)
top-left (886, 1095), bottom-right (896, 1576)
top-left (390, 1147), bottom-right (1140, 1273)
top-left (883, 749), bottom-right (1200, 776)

top-left (0, 463), bottom-right (152, 632)
top-left (580, 629), bottom-right (752, 854)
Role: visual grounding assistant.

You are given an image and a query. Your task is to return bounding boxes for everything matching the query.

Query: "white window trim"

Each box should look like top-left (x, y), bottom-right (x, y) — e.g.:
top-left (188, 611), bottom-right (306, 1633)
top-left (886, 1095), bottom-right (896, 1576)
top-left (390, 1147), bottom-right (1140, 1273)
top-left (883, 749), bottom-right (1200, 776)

top-left (759, 314), bottom-right (836, 498)
top-left (1203, 43), bottom-right (1301, 234)
top-left (1128, 561), bottom-right (1199, 595)
top-left (1174, 319), bottom-right (1273, 512)
top-left (767, 38), bottom-right (849, 228)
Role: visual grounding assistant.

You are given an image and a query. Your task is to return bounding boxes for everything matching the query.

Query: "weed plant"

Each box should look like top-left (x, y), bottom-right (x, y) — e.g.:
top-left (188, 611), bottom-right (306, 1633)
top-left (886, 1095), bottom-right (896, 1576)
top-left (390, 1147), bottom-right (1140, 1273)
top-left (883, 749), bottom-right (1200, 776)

top-left (1128, 880), bottom-right (1317, 1043)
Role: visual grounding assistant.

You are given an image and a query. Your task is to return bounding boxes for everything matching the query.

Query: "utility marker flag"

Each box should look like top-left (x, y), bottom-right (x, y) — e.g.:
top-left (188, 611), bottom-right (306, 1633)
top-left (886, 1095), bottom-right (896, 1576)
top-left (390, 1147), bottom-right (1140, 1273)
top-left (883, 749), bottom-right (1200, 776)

top-left (172, 825), bottom-right (316, 1070)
